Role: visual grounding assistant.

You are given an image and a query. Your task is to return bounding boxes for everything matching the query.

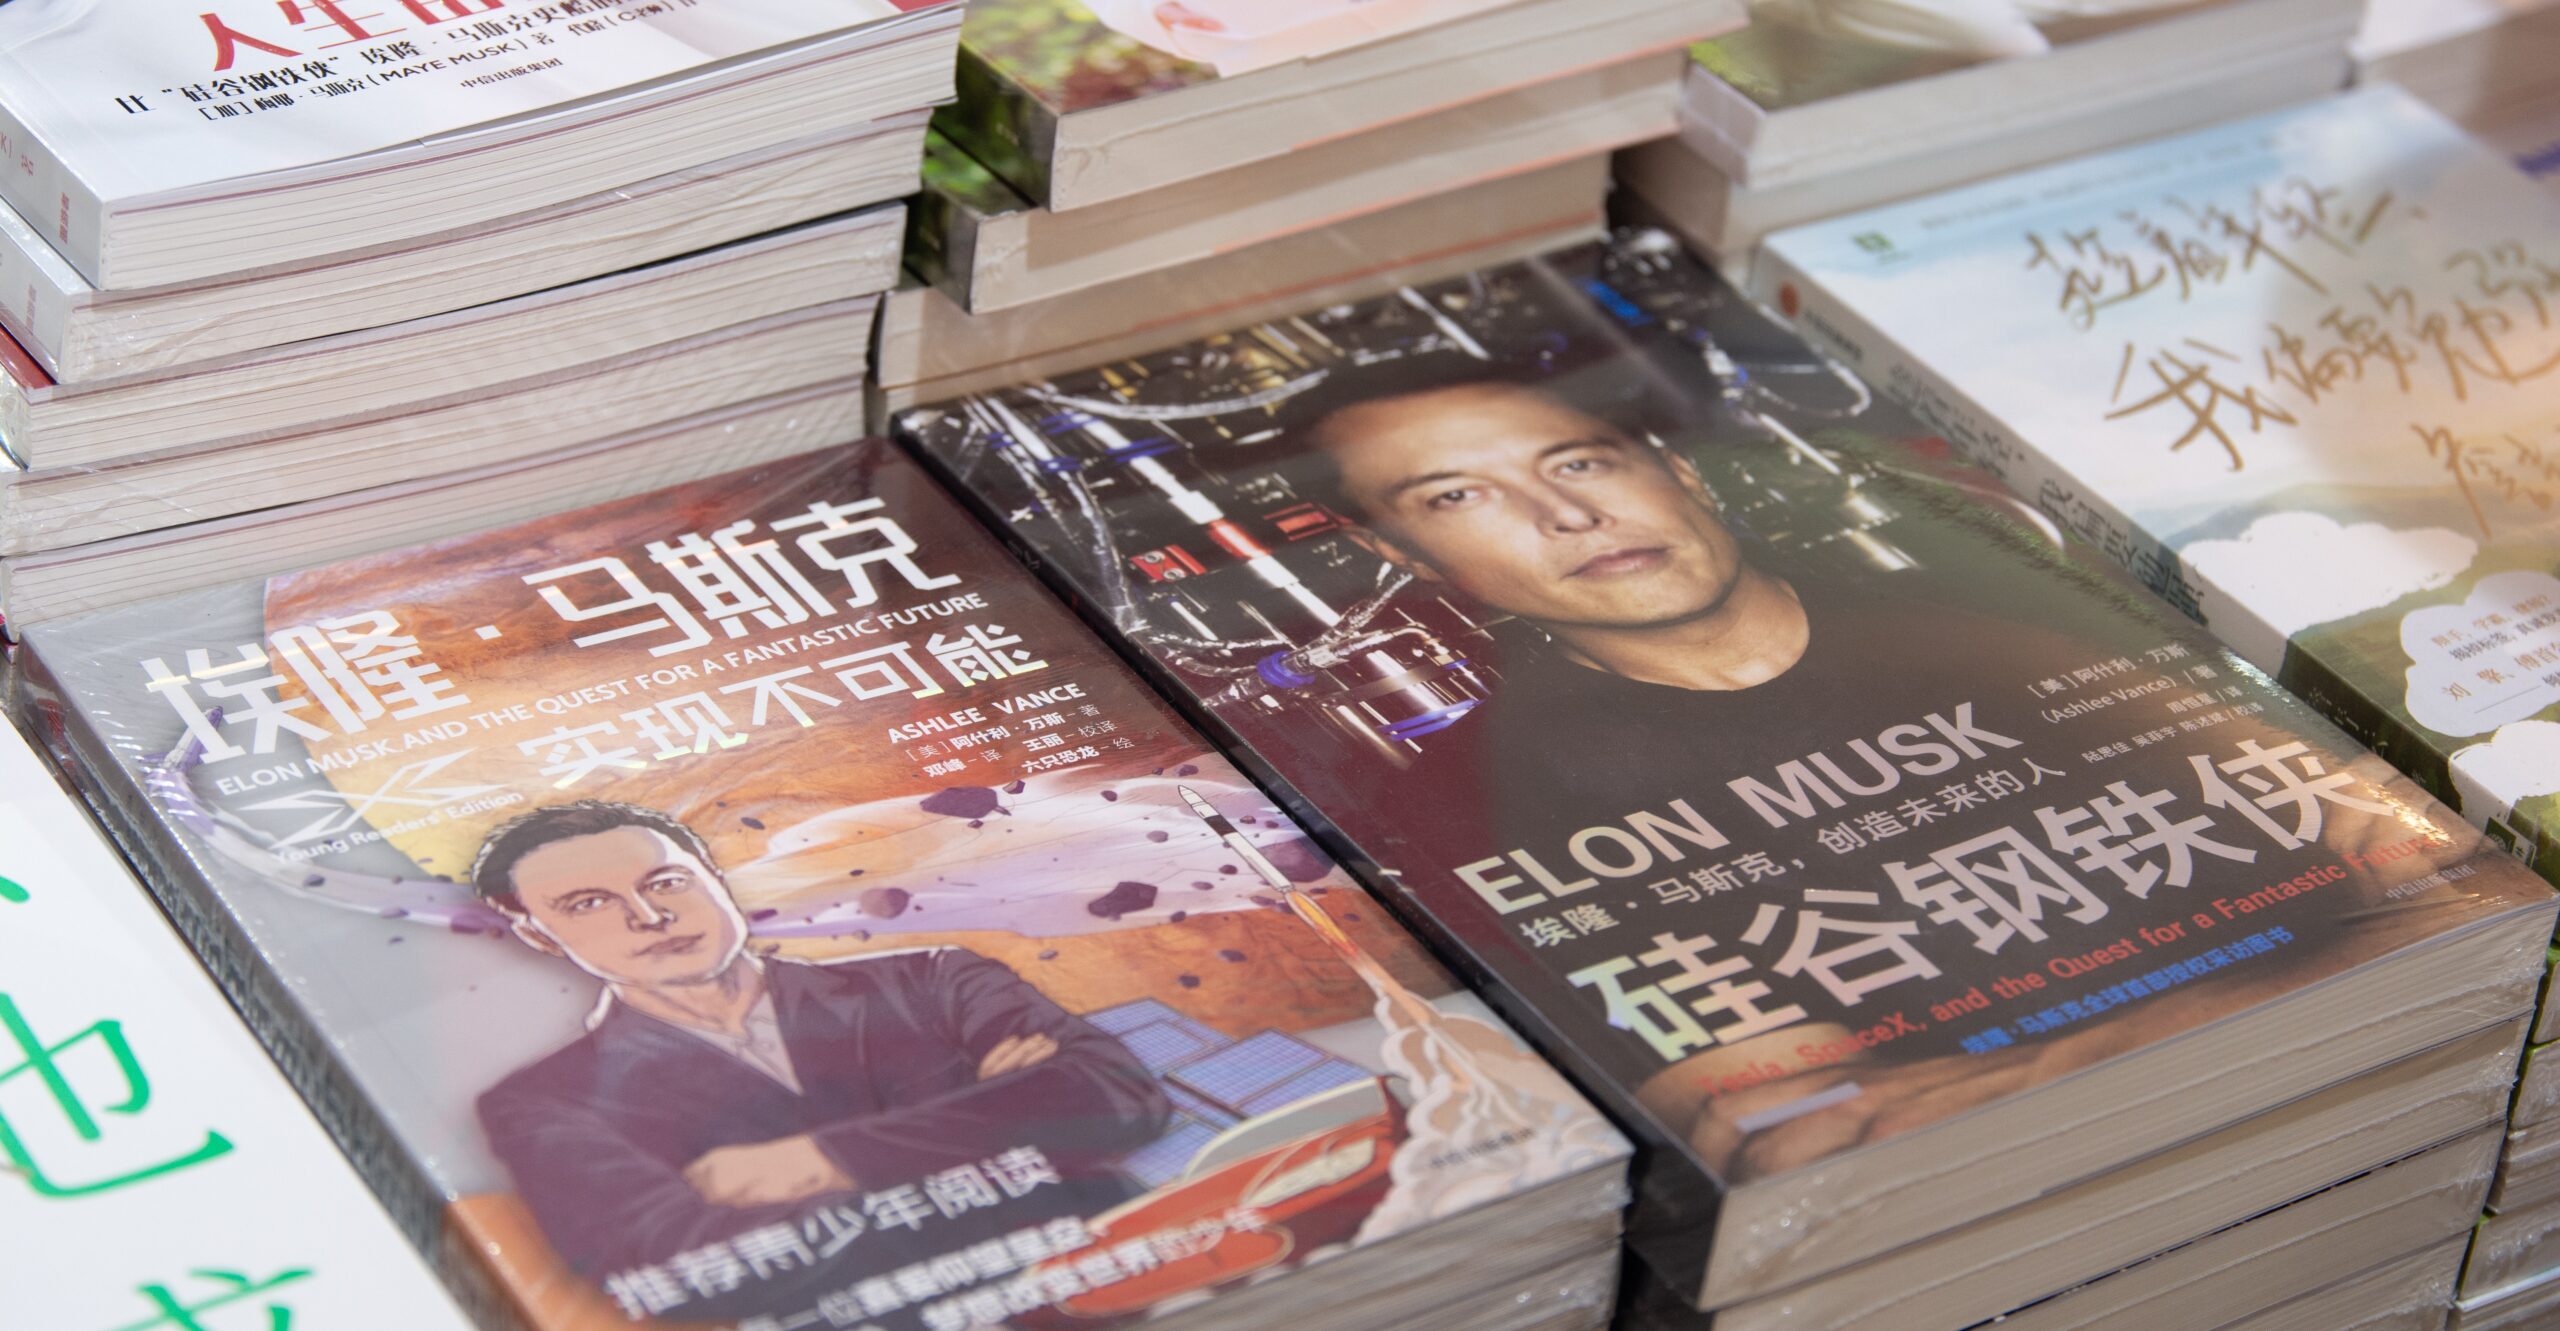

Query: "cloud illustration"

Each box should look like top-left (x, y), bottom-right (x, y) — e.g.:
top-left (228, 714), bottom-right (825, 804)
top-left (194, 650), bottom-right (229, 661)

top-left (2402, 571), bottom-right (2560, 739)
top-left (2180, 511), bottom-right (2477, 667)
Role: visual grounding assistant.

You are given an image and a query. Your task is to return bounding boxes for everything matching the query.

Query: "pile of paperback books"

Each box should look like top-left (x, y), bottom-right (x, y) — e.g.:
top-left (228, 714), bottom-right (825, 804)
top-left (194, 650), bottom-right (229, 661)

top-left (0, 714), bottom-right (475, 1330)
top-left (10, 441), bottom-right (1635, 1331)
top-left (2357, 0), bottom-right (2560, 127)
top-left (13, 3), bottom-right (2560, 1330)
top-left (893, 225), bottom-right (2559, 1331)
top-left (1618, 0), bottom-right (2359, 264)
top-left (872, 0), bottom-right (1741, 412)
top-left (0, 0), bottom-right (964, 629)
top-left (1756, 81), bottom-right (2560, 1330)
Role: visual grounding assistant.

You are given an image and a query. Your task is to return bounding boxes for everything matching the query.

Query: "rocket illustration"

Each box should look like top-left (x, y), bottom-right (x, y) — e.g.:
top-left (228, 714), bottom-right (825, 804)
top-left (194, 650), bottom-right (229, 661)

top-left (1178, 784), bottom-right (1433, 1024)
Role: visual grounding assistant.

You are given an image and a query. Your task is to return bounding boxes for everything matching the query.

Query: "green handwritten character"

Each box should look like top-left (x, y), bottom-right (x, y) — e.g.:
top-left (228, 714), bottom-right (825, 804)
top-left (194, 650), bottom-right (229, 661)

top-left (0, 992), bottom-right (231, 1197)
top-left (107, 1268), bottom-right (312, 1331)
top-left (0, 875), bottom-right (26, 903)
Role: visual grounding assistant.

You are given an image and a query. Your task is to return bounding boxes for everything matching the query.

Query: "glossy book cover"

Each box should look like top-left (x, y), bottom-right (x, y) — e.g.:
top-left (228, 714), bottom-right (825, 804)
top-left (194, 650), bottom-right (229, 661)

top-left (895, 227), bottom-right (2557, 1284)
top-left (957, 0), bottom-right (1520, 108)
top-left (7, 443), bottom-right (1624, 1331)
top-left (1756, 88), bottom-right (2560, 887)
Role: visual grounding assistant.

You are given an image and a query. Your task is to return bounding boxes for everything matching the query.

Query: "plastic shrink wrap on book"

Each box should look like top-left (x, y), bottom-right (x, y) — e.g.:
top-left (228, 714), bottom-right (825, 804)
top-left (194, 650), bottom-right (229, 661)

top-left (873, 142), bottom-right (1610, 421)
top-left (0, 0), bottom-right (962, 289)
top-left (0, 715), bottom-right (473, 1330)
top-left (895, 225), bottom-right (2560, 1313)
top-left (939, 0), bottom-right (1735, 211)
top-left (1752, 88), bottom-right (2560, 893)
top-left (0, 205), bottom-right (903, 471)
top-left (0, 115), bottom-right (929, 384)
top-left (6, 440), bottom-right (1630, 1331)
top-left (0, 293), bottom-right (883, 554)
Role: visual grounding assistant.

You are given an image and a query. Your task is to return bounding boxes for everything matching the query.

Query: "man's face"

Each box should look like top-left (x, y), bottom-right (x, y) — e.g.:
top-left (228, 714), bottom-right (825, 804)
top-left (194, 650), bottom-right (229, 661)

top-left (1319, 384), bottom-right (1745, 631)
top-left (505, 825), bottom-right (747, 989)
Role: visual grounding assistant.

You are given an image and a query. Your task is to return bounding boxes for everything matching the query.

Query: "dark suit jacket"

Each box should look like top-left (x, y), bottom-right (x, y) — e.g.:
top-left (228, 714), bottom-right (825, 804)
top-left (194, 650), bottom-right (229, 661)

top-left (477, 948), bottom-right (1171, 1323)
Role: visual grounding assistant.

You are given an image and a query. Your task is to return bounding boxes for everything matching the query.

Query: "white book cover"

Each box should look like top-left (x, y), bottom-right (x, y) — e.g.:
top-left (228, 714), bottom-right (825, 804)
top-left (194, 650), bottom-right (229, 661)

top-left (0, 719), bottom-right (470, 1330)
top-left (1757, 86), bottom-right (2560, 883)
top-left (0, 0), bottom-right (928, 218)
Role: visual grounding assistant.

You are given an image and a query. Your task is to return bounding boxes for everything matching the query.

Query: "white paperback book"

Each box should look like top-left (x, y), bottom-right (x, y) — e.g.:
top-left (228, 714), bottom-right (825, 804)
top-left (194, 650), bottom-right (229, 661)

top-left (0, 718), bottom-right (472, 1330)
top-left (0, 0), bottom-right (956, 287)
top-left (1753, 85), bottom-right (2560, 890)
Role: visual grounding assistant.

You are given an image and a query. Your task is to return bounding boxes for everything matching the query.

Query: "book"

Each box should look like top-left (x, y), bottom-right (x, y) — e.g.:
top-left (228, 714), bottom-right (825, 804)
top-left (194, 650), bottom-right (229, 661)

top-left (1980, 1127), bottom-right (2498, 1331)
top-left (3, 294), bottom-right (883, 554)
top-left (0, 716), bottom-right (472, 1329)
top-left (1619, 1122), bottom-right (2499, 1331)
top-left (1, 381), bottom-right (871, 631)
top-left (894, 225), bottom-right (2560, 1310)
top-left (8, 441), bottom-right (1629, 1331)
top-left (2467, 1188), bottom-right (2560, 1305)
top-left (1, 205), bottom-right (902, 470)
top-left (917, 57), bottom-right (1671, 314)
top-left (0, 113), bottom-right (930, 383)
top-left (1615, 34), bottom-right (2346, 266)
top-left (1754, 88), bottom-right (2560, 892)
top-left (2495, 1117), bottom-right (2560, 1213)
top-left (2355, 0), bottom-right (2560, 126)
top-left (1683, 0), bottom-right (2357, 188)
top-left (874, 156), bottom-right (1606, 417)
top-left (1628, 1015), bottom-right (2524, 1330)
top-left (0, 0), bottom-right (960, 288)
top-left (2479, 96), bottom-right (2560, 198)
top-left (939, 0), bottom-right (1731, 210)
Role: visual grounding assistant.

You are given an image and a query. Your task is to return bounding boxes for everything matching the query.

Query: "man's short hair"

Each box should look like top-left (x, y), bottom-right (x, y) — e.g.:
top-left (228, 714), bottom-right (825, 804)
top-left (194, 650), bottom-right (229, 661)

top-left (1271, 352), bottom-right (1698, 524)
top-left (470, 801), bottom-right (719, 912)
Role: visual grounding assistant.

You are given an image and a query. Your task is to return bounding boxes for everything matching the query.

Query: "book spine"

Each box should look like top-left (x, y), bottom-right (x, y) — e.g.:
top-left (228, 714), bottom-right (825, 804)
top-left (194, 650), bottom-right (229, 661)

top-left (936, 47), bottom-right (1061, 208)
top-left (0, 656), bottom-right (533, 1331)
top-left (0, 98), bottom-right (108, 288)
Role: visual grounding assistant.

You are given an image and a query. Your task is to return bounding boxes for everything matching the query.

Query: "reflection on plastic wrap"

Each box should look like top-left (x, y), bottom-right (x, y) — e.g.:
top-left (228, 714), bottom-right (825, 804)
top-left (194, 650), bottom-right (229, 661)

top-left (0, 114), bottom-right (929, 383)
top-left (905, 229), bottom-right (1921, 767)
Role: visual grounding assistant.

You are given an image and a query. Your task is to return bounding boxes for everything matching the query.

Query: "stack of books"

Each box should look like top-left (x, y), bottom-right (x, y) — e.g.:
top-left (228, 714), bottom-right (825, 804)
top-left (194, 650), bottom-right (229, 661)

top-left (891, 224), bottom-right (2560, 1331)
top-left (2481, 101), bottom-right (2560, 192)
top-left (1617, 0), bottom-right (2359, 268)
top-left (2356, 0), bottom-right (2560, 127)
top-left (873, 0), bottom-right (1741, 412)
top-left (2459, 1004), bottom-right (2560, 1328)
top-left (0, 0), bottom-right (965, 630)
top-left (8, 440), bottom-right (1635, 1331)
top-left (1755, 84), bottom-right (2560, 1326)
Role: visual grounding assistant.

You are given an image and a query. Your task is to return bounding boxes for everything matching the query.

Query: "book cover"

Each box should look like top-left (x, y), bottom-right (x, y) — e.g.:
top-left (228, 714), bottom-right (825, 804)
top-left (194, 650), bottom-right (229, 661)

top-left (0, 0), bottom-right (936, 204)
top-left (9, 442), bottom-right (1623, 1330)
top-left (895, 226), bottom-right (2557, 1287)
top-left (1692, 0), bottom-right (2248, 112)
top-left (1755, 87), bottom-right (2560, 886)
top-left (907, 131), bottom-right (1027, 309)
top-left (0, 719), bottom-right (472, 1329)
top-left (956, 0), bottom-right (1522, 105)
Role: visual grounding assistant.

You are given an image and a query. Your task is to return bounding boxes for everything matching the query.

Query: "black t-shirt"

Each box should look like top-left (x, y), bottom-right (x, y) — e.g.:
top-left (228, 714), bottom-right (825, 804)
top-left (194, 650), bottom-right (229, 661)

top-left (1362, 570), bottom-right (2305, 1086)
top-left (1402, 576), bottom-right (2072, 861)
